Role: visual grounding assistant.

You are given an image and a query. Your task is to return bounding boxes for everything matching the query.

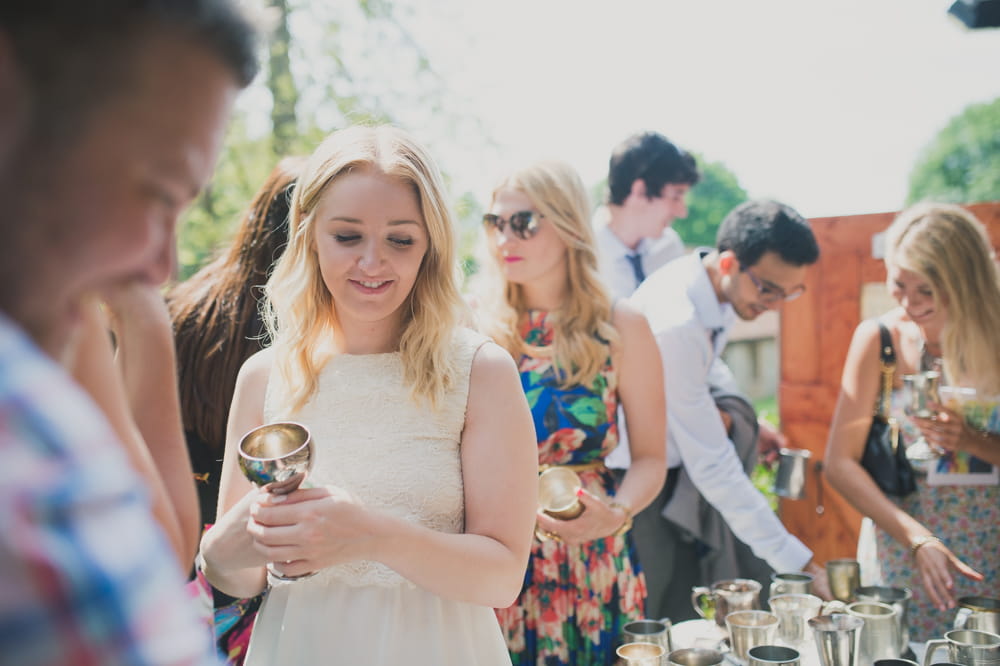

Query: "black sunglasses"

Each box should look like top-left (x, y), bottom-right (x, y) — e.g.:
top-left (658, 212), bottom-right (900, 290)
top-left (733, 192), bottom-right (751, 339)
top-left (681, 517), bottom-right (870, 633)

top-left (482, 211), bottom-right (542, 240)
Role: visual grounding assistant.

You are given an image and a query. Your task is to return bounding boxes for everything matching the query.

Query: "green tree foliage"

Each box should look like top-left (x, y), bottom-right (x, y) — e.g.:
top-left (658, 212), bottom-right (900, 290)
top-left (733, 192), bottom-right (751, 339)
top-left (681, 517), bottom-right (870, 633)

top-left (589, 155), bottom-right (747, 249)
top-left (175, 0), bottom-right (459, 280)
top-left (673, 157), bottom-right (748, 248)
top-left (907, 97), bottom-right (1000, 206)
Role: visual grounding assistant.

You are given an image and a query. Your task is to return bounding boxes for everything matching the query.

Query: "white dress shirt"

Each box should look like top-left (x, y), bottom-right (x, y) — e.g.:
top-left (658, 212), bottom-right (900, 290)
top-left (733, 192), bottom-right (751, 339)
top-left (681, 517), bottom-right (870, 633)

top-left (595, 208), bottom-right (686, 470)
top-left (629, 252), bottom-right (813, 573)
top-left (593, 207), bottom-right (685, 300)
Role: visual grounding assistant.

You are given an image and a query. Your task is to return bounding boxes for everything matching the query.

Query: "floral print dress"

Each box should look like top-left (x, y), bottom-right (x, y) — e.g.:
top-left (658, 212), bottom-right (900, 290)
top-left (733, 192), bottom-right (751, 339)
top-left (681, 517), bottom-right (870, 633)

top-left (872, 391), bottom-right (1000, 642)
top-left (496, 311), bottom-right (646, 665)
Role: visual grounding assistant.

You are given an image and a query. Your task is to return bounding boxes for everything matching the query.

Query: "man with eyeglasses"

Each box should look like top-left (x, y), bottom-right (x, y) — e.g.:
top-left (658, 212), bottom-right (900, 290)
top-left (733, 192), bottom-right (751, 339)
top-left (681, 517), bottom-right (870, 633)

top-left (628, 199), bottom-right (830, 621)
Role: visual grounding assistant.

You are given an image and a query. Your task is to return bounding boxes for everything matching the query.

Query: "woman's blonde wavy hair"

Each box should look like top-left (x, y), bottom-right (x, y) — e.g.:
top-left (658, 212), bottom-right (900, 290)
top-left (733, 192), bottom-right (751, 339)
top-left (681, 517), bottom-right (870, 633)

top-left (263, 125), bottom-right (462, 414)
top-left (475, 160), bottom-right (618, 388)
top-left (885, 202), bottom-right (1000, 395)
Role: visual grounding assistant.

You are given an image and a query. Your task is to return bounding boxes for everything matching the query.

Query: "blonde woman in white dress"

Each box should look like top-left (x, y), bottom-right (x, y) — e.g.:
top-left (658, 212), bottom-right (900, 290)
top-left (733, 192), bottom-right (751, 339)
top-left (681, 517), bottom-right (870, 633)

top-left (199, 126), bottom-right (538, 665)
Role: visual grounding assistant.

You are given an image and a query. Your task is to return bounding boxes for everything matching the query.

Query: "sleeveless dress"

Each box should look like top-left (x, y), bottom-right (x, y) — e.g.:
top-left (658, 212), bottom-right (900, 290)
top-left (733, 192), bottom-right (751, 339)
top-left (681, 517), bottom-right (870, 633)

top-left (870, 390), bottom-right (1000, 641)
top-left (245, 328), bottom-right (512, 666)
top-left (496, 311), bottom-right (646, 665)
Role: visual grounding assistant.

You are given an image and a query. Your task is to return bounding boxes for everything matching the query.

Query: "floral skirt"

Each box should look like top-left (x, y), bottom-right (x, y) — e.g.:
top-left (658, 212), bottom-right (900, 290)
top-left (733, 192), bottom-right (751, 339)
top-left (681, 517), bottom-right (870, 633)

top-left (496, 531), bottom-right (646, 666)
top-left (875, 477), bottom-right (1000, 642)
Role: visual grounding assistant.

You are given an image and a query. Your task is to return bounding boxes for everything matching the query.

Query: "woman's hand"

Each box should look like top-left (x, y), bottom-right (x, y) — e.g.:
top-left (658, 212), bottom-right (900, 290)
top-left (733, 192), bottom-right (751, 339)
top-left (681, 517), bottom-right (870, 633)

top-left (247, 484), bottom-right (376, 578)
top-left (203, 487), bottom-right (271, 570)
top-left (534, 488), bottom-right (629, 546)
top-left (912, 537), bottom-right (984, 611)
top-left (913, 402), bottom-right (966, 453)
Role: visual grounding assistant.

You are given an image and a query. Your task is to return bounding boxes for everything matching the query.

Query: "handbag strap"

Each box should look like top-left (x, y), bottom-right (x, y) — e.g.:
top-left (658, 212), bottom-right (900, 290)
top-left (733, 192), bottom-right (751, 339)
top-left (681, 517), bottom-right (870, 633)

top-left (875, 323), bottom-right (895, 418)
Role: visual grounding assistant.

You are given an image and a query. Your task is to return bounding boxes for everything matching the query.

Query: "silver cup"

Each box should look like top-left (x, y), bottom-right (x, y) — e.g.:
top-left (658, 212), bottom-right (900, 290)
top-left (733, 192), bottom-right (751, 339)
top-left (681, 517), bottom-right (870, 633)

top-left (238, 421), bottom-right (313, 495)
top-left (826, 559), bottom-right (861, 603)
top-left (847, 601), bottom-right (901, 663)
top-left (668, 648), bottom-right (725, 666)
top-left (618, 642), bottom-right (667, 666)
top-left (810, 614), bottom-right (864, 666)
top-left (771, 572), bottom-right (815, 598)
top-left (856, 585), bottom-right (912, 654)
top-left (727, 610), bottom-right (780, 664)
top-left (774, 448), bottom-right (812, 500)
top-left (748, 645), bottom-right (801, 666)
top-left (769, 594), bottom-right (823, 646)
top-left (955, 597), bottom-right (1000, 636)
top-left (922, 629), bottom-right (1000, 666)
top-left (237, 422), bottom-right (315, 581)
top-left (692, 578), bottom-right (763, 627)
top-left (873, 660), bottom-right (918, 666)
top-left (623, 618), bottom-right (673, 656)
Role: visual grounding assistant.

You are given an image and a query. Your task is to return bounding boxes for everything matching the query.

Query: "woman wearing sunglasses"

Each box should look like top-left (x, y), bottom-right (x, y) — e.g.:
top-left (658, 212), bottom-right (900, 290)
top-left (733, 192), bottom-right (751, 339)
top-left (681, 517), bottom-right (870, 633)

top-left (474, 161), bottom-right (667, 665)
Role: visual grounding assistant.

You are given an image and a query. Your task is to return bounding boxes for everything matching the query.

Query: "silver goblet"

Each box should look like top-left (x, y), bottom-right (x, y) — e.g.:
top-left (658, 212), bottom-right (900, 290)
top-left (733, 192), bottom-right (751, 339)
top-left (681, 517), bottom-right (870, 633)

top-left (238, 421), bottom-right (315, 580)
top-left (238, 421), bottom-right (313, 494)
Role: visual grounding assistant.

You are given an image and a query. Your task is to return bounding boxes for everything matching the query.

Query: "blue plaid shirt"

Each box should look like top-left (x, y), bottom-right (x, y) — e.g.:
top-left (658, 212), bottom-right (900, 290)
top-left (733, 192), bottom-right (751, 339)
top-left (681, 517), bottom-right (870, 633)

top-left (0, 315), bottom-right (219, 665)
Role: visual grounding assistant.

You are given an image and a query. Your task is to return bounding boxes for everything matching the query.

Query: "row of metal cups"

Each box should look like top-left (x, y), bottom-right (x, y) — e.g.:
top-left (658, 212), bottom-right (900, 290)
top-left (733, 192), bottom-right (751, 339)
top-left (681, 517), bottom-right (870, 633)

top-left (617, 643), bottom-right (803, 666)
top-left (617, 619), bottom-right (1000, 666)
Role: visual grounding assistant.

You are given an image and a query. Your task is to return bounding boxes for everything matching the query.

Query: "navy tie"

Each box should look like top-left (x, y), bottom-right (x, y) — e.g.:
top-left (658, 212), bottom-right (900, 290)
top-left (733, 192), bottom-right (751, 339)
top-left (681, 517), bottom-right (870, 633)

top-left (626, 253), bottom-right (645, 286)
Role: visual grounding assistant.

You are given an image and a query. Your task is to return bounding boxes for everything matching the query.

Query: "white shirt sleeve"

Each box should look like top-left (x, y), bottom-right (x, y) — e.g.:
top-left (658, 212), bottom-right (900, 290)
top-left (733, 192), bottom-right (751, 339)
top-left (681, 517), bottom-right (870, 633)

top-left (659, 323), bottom-right (813, 572)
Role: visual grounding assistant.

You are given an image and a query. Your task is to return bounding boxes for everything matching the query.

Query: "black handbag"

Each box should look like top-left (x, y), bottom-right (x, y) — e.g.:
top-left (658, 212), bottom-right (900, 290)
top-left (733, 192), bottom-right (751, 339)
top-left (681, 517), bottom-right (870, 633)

top-left (859, 323), bottom-right (918, 497)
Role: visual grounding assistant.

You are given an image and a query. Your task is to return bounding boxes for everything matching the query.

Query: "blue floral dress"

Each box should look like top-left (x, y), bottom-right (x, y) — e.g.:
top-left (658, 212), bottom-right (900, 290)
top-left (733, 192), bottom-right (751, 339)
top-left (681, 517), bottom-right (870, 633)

top-left (495, 310), bottom-right (646, 666)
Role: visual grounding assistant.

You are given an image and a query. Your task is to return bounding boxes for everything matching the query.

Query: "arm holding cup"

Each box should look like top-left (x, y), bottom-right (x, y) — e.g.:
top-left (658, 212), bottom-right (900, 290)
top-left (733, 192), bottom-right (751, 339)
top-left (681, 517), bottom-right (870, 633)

top-left (912, 402), bottom-right (1000, 466)
top-left (205, 343), bottom-right (539, 608)
top-left (824, 319), bottom-right (983, 611)
top-left (199, 349), bottom-right (273, 598)
top-left (534, 303), bottom-right (666, 545)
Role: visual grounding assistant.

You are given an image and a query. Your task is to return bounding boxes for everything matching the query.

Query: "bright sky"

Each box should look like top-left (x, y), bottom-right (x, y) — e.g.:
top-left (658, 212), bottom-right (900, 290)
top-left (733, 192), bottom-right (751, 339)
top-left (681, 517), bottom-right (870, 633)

top-left (396, 0), bottom-right (1000, 219)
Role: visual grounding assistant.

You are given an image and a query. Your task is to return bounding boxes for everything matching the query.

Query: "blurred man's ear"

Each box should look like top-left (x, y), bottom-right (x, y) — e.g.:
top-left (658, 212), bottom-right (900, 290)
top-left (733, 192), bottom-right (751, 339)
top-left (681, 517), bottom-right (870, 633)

top-left (628, 178), bottom-right (647, 201)
top-left (718, 250), bottom-right (739, 276)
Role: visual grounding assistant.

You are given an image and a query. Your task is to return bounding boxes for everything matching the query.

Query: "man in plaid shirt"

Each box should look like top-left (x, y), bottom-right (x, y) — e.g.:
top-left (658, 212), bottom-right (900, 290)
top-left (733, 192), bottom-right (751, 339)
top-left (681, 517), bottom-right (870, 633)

top-left (0, 2), bottom-right (258, 663)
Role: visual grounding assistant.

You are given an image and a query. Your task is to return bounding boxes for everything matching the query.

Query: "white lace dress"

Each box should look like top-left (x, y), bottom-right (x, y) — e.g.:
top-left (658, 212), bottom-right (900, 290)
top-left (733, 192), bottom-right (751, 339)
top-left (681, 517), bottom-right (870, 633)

top-left (245, 328), bottom-right (512, 666)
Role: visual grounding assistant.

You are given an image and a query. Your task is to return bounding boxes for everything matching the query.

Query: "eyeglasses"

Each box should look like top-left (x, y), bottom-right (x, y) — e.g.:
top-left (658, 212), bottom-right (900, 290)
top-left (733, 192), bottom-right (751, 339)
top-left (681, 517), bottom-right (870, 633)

top-left (743, 267), bottom-right (805, 303)
top-left (482, 211), bottom-right (542, 240)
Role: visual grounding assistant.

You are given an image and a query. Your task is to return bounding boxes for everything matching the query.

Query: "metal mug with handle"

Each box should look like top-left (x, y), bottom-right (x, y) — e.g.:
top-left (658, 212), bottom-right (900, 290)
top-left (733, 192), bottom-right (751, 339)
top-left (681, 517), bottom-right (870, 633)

top-left (691, 579), bottom-right (762, 627)
top-left (855, 586), bottom-right (912, 655)
top-left (846, 601), bottom-right (901, 664)
top-left (770, 572), bottom-right (815, 598)
top-left (955, 597), bottom-right (1000, 636)
top-left (623, 618), bottom-right (673, 657)
top-left (922, 629), bottom-right (1000, 666)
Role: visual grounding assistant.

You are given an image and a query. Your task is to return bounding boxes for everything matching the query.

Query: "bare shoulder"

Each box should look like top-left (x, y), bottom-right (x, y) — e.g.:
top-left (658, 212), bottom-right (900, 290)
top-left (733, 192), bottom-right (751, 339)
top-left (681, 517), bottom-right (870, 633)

top-left (469, 340), bottom-right (519, 385)
top-left (851, 318), bottom-right (883, 348)
top-left (236, 347), bottom-right (276, 389)
top-left (610, 299), bottom-right (652, 338)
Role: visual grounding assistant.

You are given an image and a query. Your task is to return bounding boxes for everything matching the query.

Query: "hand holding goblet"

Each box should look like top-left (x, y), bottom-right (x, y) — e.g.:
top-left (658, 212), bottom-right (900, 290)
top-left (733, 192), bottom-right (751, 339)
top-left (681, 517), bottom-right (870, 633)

top-left (238, 421), bottom-right (316, 580)
top-left (238, 421), bottom-right (313, 494)
top-left (903, 371), bottom-right (944, 458)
